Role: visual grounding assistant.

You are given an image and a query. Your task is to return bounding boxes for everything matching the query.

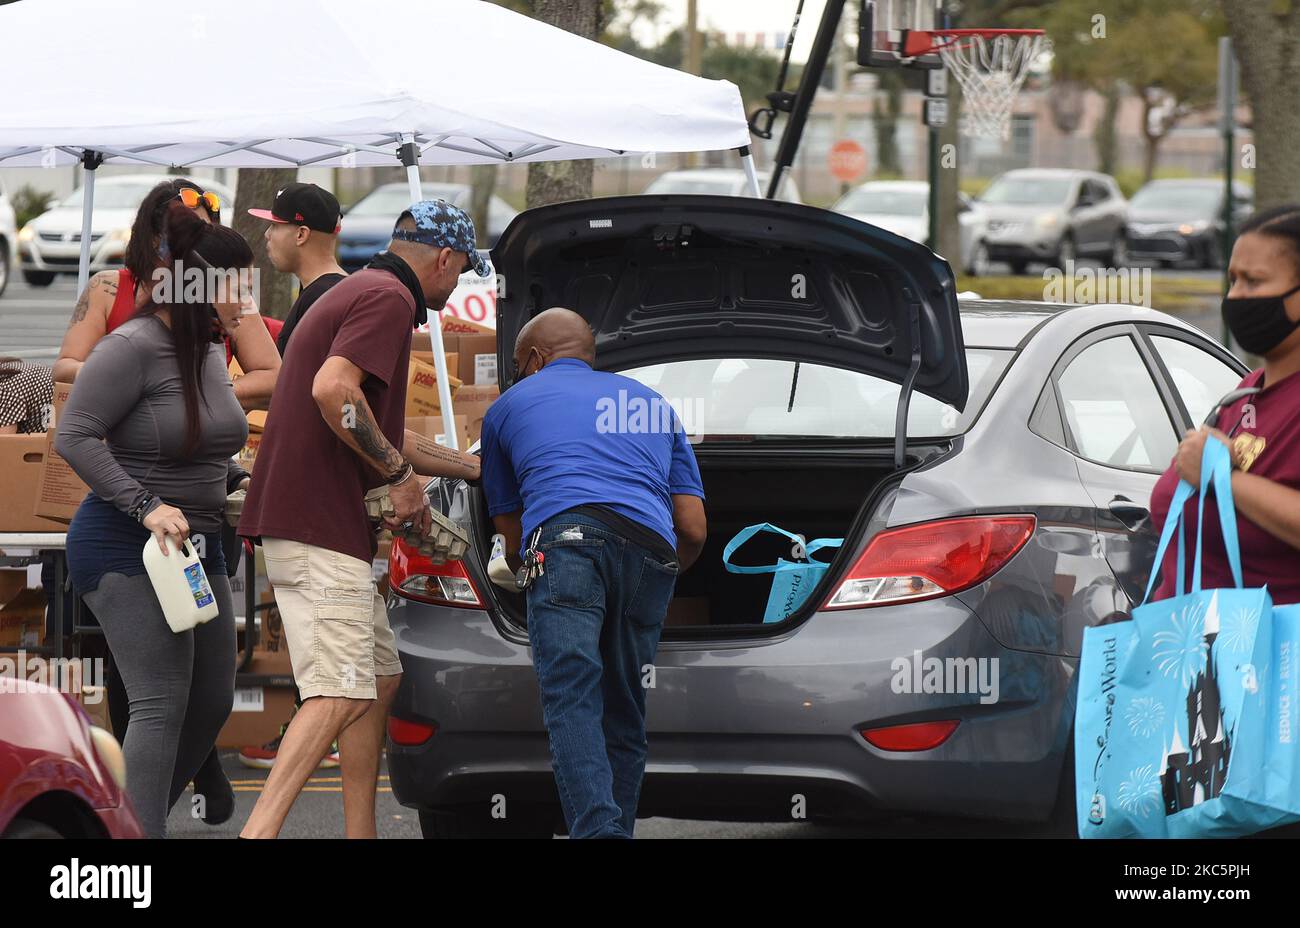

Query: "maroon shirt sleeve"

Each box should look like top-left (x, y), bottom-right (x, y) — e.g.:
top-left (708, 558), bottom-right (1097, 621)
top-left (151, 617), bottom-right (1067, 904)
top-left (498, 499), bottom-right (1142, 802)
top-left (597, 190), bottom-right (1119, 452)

top-left (327, 285), bottom-right (414, 387)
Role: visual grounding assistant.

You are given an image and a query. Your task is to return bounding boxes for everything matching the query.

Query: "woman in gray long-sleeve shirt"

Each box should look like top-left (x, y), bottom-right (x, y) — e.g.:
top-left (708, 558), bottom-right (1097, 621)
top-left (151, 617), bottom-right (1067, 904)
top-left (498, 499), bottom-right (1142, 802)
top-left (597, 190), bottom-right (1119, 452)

top-left (57, 203), bottom-right (254, 838)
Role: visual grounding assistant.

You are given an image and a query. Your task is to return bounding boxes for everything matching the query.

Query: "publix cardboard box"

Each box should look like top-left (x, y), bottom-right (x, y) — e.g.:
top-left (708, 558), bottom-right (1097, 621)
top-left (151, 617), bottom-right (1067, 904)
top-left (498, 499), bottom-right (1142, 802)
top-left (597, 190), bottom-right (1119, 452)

top-left (34, 382), bottom-right (92, 524)
top-left (405, 356), bottom-right (462, 418)
top-left (0, 434), bottom-right (73, 532)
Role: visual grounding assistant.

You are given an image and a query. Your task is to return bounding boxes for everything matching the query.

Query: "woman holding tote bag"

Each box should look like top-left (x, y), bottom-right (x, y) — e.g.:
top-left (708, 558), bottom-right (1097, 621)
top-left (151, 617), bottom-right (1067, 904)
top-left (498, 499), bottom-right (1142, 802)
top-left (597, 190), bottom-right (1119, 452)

top-left (1149, 205), bottom-right (1300, 605)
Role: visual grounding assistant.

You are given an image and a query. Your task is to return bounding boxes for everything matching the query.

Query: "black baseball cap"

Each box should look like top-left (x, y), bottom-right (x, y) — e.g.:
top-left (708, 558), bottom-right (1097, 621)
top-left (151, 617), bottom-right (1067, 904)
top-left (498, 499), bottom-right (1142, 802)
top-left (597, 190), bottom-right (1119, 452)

top-left (247, 182), bottom-right (341, 234)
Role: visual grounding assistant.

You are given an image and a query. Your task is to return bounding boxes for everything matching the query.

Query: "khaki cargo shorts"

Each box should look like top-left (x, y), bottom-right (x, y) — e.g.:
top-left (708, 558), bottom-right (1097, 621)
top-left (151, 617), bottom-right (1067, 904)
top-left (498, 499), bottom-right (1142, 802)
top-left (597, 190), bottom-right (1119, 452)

top-left (261, 537), bottom-right (402, 700)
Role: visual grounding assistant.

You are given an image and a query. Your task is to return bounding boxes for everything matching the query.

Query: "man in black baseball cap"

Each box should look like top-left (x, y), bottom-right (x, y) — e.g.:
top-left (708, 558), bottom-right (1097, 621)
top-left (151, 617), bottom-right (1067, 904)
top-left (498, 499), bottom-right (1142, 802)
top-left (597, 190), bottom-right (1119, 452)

top-left (249, 183), bottom-right (347, 354)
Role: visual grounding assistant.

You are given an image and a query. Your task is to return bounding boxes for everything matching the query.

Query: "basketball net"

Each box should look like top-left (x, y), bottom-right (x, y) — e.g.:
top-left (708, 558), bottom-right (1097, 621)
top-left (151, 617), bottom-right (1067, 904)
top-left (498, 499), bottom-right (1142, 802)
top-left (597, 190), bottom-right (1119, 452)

top-left (939, 32), bottom-right (1049, 140)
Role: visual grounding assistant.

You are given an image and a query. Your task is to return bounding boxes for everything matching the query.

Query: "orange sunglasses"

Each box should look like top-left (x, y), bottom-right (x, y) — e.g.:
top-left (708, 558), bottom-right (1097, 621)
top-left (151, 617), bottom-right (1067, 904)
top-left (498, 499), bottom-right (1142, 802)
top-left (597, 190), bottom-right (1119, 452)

top-left (176, 187), bottom-right (221, 214)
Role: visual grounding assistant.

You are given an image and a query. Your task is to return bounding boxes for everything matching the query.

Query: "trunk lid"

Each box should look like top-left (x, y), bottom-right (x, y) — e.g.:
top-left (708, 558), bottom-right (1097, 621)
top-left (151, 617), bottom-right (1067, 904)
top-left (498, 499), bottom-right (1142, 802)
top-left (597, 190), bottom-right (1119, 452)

top-left (489, 195), bottom-right (969, 411)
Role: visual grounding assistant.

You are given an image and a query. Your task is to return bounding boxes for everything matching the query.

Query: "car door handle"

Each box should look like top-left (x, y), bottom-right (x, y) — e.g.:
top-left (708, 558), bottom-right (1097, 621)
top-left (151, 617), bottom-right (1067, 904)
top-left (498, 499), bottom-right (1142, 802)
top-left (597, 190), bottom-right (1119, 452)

top-left (1108, 497), bottom-right (1150, 531)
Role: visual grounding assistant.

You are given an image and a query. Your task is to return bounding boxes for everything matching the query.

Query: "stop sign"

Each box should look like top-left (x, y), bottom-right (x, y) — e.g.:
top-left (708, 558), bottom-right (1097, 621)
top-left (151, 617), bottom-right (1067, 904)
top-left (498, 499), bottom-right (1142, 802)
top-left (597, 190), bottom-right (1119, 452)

top-left (828, 139), bottom-right (867, 183)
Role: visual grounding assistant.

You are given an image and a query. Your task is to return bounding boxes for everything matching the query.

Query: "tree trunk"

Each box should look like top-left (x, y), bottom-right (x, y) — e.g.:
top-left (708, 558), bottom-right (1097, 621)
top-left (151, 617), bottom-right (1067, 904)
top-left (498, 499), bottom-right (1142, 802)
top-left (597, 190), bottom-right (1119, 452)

top-left (469, 164), bottom-right (497, 248)
top-left (1222, 0), bottom-right (1300, 209)
top-left (525, 0), bottom-right (604, 208)
top-left (1141, 92), bottom-right (1160, 184)
top-left (1093, 82), bottom-right (1120, 176)
top-left (232, 168), bottom-right (299, 321)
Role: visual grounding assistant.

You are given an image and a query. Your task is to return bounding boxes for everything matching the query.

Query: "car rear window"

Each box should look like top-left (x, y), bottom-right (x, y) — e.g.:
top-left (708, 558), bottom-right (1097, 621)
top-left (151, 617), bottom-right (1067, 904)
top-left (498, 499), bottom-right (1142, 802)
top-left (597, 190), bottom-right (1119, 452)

top-left (619, 349), bottom-right (1013, 440)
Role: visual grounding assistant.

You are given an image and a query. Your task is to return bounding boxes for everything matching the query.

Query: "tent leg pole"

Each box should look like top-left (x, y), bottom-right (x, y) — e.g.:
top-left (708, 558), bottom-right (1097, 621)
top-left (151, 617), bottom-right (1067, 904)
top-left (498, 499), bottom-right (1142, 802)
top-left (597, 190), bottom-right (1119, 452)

top-left (398, 133), bottom-right (459, 450)
top-left (76, 151), bottom-right (103, 296)
top-left (738, 146), bottom-right (761, 197)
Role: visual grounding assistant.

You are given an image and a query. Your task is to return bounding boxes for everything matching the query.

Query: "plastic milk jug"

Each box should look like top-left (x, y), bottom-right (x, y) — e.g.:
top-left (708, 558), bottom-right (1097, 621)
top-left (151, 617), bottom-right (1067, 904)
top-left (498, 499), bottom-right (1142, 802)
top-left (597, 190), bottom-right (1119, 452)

top-left (142, 536), bottom-right (219, 632)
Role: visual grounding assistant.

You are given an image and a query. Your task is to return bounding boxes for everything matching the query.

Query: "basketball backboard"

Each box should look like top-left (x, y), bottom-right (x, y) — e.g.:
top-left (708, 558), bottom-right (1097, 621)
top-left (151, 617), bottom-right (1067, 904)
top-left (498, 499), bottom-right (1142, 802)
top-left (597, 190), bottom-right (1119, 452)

top-left (858, 0), bottom-right (945, 69)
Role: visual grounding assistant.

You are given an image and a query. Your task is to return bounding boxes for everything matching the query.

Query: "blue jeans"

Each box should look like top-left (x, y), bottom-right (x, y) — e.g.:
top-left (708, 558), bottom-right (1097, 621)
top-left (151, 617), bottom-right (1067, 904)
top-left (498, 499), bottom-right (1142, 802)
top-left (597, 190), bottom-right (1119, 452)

top-left (526, 511), bottom-right (679, 838)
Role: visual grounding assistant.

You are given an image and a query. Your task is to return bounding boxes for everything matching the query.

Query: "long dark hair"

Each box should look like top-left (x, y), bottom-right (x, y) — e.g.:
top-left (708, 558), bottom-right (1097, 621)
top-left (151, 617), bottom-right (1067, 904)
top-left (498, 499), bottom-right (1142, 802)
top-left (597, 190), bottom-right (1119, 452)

top-left (1239, 204), bottom-right (1300, 277)
top-left (123, 179), bottom-right (220, 297)
top-left (135, 202), bottom-right (252, 456)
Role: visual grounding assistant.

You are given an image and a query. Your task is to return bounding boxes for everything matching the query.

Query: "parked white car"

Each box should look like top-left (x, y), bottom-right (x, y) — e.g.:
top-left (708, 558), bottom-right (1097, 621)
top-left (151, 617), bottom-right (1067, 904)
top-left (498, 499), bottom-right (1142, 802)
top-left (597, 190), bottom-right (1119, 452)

top-left (643, 168), bottom-right (802, 203)
top-left (17, 174), bottom-right (234, 287)
top-left (831, 180), bottom-right (987, 275)
top-left (0, 179), bottom-right (16, 298)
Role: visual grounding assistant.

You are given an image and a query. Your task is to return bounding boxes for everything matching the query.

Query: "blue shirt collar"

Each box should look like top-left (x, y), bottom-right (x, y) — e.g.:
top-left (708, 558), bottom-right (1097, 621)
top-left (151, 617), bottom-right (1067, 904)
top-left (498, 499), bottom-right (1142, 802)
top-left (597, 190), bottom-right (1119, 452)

top-left (540, 358), bottom-right (592, 372)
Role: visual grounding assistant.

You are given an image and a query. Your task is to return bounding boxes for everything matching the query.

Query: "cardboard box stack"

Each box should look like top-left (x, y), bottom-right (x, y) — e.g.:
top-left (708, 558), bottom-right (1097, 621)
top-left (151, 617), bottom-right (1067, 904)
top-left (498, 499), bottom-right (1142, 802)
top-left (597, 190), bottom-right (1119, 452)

top-left (417, 317), bottom-right (500, 446)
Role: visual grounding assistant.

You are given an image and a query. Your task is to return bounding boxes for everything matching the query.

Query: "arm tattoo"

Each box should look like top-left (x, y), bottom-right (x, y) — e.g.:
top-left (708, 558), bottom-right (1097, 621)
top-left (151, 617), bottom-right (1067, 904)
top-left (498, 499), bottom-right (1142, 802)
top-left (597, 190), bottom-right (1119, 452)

top-left (408, 431), bottom-right (477, 476)
top-left (71, 272), bottom-right (116, 323)
top-left (341, 386), bottom-right (404, 476)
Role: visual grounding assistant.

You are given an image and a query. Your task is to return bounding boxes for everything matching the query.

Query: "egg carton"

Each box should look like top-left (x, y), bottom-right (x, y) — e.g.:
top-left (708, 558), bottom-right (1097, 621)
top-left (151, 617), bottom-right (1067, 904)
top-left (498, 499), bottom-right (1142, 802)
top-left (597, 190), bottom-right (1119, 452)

top-left (364, 485), bottom-right (470, 564)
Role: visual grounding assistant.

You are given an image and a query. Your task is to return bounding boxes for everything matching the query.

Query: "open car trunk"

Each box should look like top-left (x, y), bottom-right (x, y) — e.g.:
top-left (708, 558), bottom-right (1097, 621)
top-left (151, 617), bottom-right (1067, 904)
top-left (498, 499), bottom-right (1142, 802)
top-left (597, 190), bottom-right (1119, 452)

top-left (473, 194), bottom-right (971, 638)
top-left (472, 443), bottom-right (940, 638)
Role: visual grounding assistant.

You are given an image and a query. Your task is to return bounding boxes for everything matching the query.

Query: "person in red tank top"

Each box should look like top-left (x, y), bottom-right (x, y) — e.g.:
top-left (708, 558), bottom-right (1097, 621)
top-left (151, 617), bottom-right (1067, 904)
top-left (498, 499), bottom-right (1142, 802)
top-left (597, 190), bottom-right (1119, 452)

top-left (53, 178), bottom-right (281, 406)
top-left (1150, 204), bottom-right (1300, 604)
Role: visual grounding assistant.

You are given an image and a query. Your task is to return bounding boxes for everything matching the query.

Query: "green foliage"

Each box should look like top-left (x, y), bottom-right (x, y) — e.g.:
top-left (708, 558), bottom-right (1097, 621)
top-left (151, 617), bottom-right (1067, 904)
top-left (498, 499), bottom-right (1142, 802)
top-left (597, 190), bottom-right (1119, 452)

top-left (11, 185), bottom-right (55, 229)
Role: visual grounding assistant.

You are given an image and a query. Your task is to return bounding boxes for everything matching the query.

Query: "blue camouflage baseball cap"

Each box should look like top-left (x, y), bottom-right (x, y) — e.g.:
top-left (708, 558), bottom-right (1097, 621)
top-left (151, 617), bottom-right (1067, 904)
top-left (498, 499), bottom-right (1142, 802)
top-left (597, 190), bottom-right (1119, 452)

top-left (392, 199), bottom-right (491, 277)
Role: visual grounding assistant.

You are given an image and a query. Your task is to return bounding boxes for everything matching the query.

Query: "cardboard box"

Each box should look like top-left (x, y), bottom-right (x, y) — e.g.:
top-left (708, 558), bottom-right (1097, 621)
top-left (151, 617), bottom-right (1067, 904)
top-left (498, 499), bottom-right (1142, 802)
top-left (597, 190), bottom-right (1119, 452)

top-left (451, 384), bottom-right (500, 445)
top-left (0, 587), bottom-right (47, 648)
top-left (0, 435), bottom-right (71, 532)
top-left (440, 316), bottom-right (496, 337)
top-left (665, 597), bottom-right (710, 627)
top-left (456, 334), bottom-right (498, 385)
top-left (406, 414), bottom-right (470, 450)
top-left (406, 356), bottom-right (462, 418)
top-left (33, 382), bottom-right (91, 524)
top-left (410, 351), bottom-right (457, 381)
top-left (217, 679), bottom-right (297, 748)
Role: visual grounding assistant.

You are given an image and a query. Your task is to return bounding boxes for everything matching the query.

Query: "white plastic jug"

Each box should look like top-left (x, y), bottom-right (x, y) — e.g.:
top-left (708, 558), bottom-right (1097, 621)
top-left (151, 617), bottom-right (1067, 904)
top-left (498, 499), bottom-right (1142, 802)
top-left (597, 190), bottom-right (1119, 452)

top-left (141, 535), bottom-right (219, 633)
top-left (488, 533), bottom-right (517, 590)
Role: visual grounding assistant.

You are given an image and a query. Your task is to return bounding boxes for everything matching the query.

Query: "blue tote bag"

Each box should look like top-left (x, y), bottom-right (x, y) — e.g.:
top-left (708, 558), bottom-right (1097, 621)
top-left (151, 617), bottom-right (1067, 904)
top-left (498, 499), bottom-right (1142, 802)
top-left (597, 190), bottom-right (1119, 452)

top-left (1075, 438), bottom-right (1297, 838)
top-left (722, 524), bottom-right (842, 624)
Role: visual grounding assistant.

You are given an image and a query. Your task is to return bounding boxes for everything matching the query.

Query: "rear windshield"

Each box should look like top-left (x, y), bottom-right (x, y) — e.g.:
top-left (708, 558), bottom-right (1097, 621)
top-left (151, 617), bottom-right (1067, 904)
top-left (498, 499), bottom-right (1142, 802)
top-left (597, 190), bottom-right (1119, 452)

top-left (620, 349), bottom-right (1013, 440)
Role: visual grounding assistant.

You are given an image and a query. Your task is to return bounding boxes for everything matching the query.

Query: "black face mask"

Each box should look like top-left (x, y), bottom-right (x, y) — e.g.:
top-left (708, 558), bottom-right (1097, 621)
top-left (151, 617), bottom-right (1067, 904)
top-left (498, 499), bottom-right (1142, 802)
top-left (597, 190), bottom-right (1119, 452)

top-left (1222, 282), bottom-right (1300, 355)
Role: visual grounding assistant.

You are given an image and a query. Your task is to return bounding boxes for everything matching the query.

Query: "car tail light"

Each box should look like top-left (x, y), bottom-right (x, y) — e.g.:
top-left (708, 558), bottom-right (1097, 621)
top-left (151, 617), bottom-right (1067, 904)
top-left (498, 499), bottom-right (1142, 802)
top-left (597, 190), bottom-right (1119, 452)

top-left (388, 716), bottom-right (437, 746)
top-left (862, 720), bottom-right (960, 752)
top-left (388, 538), bottom-right (483, 608)
top-left (824, 515), bottom-right (1036, 609)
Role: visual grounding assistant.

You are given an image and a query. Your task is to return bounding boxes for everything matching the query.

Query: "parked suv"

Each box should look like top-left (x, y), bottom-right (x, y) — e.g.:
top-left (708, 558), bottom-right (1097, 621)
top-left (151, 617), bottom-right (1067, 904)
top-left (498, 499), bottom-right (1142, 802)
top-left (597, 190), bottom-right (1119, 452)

top-left (1126, 179), bottom-right (1253, 269)
top-left (383, 195), bottom-right (1247, 837)
top-left (976, 169), bottom-right (1128, 275)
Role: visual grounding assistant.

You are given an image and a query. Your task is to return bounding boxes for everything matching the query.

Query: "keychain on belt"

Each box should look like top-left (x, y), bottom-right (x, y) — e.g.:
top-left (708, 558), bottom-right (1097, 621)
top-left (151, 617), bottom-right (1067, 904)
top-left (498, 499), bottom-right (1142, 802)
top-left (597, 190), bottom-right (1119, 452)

top-left (516, 526), bottom-right (545, 591)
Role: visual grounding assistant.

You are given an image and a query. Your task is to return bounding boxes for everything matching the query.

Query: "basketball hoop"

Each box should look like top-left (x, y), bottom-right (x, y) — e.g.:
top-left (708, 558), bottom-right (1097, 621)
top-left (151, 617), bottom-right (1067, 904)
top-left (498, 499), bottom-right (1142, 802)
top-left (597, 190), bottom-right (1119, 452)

top-left (904, 28), bottom-right (1049, 140)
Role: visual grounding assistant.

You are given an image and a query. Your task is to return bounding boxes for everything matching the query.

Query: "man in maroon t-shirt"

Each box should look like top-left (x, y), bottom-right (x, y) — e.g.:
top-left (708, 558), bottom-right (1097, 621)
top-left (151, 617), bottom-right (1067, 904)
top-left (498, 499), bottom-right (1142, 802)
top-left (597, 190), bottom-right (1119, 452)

top-left (238, 200), bottom-right (487, 839)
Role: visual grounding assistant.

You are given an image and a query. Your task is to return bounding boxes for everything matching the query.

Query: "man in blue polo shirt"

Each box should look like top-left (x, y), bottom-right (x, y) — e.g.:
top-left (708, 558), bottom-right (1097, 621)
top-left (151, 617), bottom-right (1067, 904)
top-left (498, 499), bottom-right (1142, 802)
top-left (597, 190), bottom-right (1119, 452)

top-left (480, 307), bottom-right (707, 839)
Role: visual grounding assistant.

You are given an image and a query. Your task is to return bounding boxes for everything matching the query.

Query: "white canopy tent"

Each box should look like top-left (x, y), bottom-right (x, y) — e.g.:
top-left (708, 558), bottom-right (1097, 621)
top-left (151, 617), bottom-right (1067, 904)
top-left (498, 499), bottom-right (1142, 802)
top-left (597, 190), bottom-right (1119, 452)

top-left (0, 0), bottom-right (754, 446)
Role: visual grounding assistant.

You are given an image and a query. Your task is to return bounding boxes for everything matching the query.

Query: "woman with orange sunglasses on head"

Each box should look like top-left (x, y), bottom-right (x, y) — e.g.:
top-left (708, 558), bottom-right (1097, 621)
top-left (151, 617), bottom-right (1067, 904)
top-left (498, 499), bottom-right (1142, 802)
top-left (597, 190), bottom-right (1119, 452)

top-left (52, 178), bottom-right (281, 410)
